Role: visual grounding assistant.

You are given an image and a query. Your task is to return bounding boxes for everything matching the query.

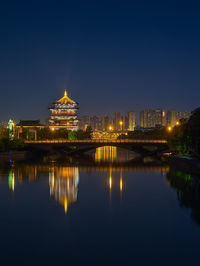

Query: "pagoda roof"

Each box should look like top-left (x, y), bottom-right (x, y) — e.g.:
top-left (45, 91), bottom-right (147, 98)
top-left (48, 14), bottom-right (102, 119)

top-left (56, 90), bottom-right (76, 104)
top-left (17, 120), bottom-right (44, 127)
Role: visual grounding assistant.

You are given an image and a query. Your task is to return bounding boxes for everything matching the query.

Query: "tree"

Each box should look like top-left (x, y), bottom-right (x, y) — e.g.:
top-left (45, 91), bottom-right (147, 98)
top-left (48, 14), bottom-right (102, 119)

top-left (167, 122), bottom-right (190, 155)
top-left (187, 107), bottom-right (200, 157)
top-left (0, 125), bottom-right (8, 139)
top-left (85, 126), bottom-right (92, 139)
top-left (37, 127), bottom-right (52, 140)
top-left (68, 131), bottom-right (77, 140)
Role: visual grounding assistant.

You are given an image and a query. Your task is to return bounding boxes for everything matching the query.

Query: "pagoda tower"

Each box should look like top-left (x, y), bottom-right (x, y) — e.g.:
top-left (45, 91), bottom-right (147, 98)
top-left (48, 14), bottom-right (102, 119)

top-left (49, 90), bottom-right (79, 131)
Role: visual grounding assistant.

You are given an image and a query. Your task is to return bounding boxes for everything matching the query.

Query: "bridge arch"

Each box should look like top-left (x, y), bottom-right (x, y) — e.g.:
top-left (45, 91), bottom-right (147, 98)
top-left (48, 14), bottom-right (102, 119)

top-left (25, 139), bottom-right (169, 156)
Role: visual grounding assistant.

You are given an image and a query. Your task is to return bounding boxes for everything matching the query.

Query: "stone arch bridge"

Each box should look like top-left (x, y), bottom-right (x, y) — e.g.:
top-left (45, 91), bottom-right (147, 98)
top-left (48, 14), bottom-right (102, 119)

top-left (25, 139), bottom-right (168, 156)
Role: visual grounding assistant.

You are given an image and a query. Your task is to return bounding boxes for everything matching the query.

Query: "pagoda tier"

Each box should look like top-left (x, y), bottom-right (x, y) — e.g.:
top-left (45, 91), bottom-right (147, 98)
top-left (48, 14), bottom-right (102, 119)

top-left (48, 90), bottom-right (79, 130)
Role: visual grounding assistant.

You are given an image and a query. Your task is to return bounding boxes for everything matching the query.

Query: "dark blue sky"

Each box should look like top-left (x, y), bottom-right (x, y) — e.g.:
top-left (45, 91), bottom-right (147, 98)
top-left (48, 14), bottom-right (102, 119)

top-left (0, 0), bottom-right (200, 122)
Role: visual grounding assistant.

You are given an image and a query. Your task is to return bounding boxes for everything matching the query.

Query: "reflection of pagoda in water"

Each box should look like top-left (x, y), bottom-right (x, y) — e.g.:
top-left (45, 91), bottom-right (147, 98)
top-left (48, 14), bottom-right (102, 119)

top-left (49, 167), bottom-right (79, 214)
top-left (49, 90), bottom-right (79, 131)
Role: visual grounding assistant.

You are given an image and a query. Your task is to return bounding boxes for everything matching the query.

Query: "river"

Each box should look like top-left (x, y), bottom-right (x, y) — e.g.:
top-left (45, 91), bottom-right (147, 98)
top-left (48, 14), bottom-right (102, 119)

top-left (0, 146), bottom-right (200, 266)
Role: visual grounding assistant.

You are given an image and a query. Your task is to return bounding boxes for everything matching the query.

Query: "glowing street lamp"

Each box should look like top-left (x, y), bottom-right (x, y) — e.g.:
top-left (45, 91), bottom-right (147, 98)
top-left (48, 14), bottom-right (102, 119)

top-left (119, 121), bottom-right (123, 131)
top-left (108, 126), bottom-right (113, 139)
top-left (176, 121), bottom-right (180, 126)
top-left (167, 126), bottom-right (172, 132)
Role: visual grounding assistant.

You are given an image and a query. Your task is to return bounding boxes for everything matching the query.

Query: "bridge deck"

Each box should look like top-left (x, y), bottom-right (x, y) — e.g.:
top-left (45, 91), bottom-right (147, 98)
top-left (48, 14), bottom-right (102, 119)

top-left (25, 139), bottom-right (167, 144)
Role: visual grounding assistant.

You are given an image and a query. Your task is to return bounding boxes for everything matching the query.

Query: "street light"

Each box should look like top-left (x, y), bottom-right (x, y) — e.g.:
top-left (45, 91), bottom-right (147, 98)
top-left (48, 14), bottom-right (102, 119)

top-left (176, 121), bottom-right (180, 126)
top-left (167, 126), bottom-right (172, 132)
top-left (119, 121), bottom-right (123, 131)
top-left (108, 126), bottom-right (113, 139)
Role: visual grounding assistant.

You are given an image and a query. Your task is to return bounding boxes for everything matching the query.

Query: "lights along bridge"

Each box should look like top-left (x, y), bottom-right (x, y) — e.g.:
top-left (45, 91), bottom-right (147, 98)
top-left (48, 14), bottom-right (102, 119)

top-left (25, 139), bottom-right (168, 155)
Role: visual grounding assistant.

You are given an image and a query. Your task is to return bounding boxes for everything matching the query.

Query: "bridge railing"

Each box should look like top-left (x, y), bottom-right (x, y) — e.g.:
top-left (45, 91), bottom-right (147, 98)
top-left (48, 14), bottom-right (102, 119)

top-left (24, 139), bottom-right (167, 144)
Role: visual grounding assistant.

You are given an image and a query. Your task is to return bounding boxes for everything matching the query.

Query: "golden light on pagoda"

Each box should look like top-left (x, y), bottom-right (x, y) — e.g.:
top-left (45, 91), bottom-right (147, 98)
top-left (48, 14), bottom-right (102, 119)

top-left (48, 90), bottom-right (79, 130)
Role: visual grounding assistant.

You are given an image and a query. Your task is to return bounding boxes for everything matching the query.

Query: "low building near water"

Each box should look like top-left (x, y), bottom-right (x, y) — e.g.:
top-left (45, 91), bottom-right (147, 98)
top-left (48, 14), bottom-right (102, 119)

top-left (16, 120), bottom-right (44, 140)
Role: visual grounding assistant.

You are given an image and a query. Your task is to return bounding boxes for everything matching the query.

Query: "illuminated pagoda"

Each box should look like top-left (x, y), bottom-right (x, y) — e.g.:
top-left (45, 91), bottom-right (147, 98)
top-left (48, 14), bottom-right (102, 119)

top-left (49, 90), bottom-right (79, 130)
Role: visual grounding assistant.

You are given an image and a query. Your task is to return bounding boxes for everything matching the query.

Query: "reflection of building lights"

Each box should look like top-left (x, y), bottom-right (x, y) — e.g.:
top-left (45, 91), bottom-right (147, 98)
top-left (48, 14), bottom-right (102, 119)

top-left (120, 169), bottom-right (123, 193)
top-left (12, 174), bottom-right (15, 192)
top-left (109, 167), bottom-right (112, 190)
top-left (95, 146), bottom-right (117, 162)
top-left (64, 197), bottom-right (68, 214)
top-left (49, 167), bottom-right (79, 214)
top-left (109, 176), bottom-right (112, 190)
top-left (8, 170), bottom-right (15, 192)
top-left (120, 177), bottom-right (123, 192)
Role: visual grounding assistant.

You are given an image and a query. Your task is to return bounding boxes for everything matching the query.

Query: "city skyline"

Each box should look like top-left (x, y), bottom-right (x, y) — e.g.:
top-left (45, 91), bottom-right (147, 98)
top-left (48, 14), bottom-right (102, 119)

top-left (1, 1), bottom-right (200, 121)
top-left (0, 87), bottom-right (192, 125)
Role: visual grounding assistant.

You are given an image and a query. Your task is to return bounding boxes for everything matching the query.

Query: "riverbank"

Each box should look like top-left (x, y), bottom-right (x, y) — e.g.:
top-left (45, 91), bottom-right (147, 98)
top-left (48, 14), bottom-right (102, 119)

top-left (161, 154), bottom-right (200, 175)
top-left (0, 151), bottom-right (31, 164)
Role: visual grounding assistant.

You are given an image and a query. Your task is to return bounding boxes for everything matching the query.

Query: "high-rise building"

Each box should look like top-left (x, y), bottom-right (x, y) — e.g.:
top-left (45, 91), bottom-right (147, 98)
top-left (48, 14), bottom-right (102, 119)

top-left (140, 109), bottom-right (165, 128)
top-left (103, 115), bottom-right (111, 131)
top-left (140, 110), bottom-right (148, 128)
top-left (167, 110), bottom-right (191, 127)
top-left (128, 111), bottom-right (135, 131)
top-left (176, 111), bottom-right (191, 121)
top-left (124, 114), bottom-right (129, 131)
top-left (49, 90), bottom-right (79, 130)
top-left (90, 116), bottom-right (102, 131)
top-left (114, 112), bottom-right (123, 131)
top-left (79, 115), bottom-right (102, 131)
top-left (155, 108), bottom-right (165, 127)
top-left (78, 116), bottom-right (90, 130)
top-left (167, 110), bottom-right (177, 127)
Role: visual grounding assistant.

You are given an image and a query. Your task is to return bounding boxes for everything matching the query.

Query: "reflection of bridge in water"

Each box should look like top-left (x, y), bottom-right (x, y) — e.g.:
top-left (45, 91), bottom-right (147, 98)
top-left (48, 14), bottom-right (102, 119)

top-left (3, 163), bottom-right (169, 213)
top-left (2, 161), bottom-right (200, 225)
top-left (0, 162), bottom-right (169, 213)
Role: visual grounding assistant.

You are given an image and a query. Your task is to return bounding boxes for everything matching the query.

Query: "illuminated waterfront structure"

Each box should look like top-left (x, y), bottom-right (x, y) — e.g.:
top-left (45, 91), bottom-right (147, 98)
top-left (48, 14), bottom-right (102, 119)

top-left (16, 120), bottom-right (44, 140)
top-left (49, 90), bottom-right (79, 131)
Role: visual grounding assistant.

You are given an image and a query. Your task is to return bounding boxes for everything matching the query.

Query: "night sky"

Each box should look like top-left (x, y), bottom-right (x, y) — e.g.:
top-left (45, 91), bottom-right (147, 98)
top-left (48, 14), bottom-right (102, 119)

top-left (0, 0), bottom-right (200, 122)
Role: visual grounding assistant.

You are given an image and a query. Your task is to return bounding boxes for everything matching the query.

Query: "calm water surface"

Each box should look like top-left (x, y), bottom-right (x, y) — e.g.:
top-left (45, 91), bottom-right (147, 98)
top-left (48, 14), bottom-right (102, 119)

top-left (0, 147), bottom-right (200, 266)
